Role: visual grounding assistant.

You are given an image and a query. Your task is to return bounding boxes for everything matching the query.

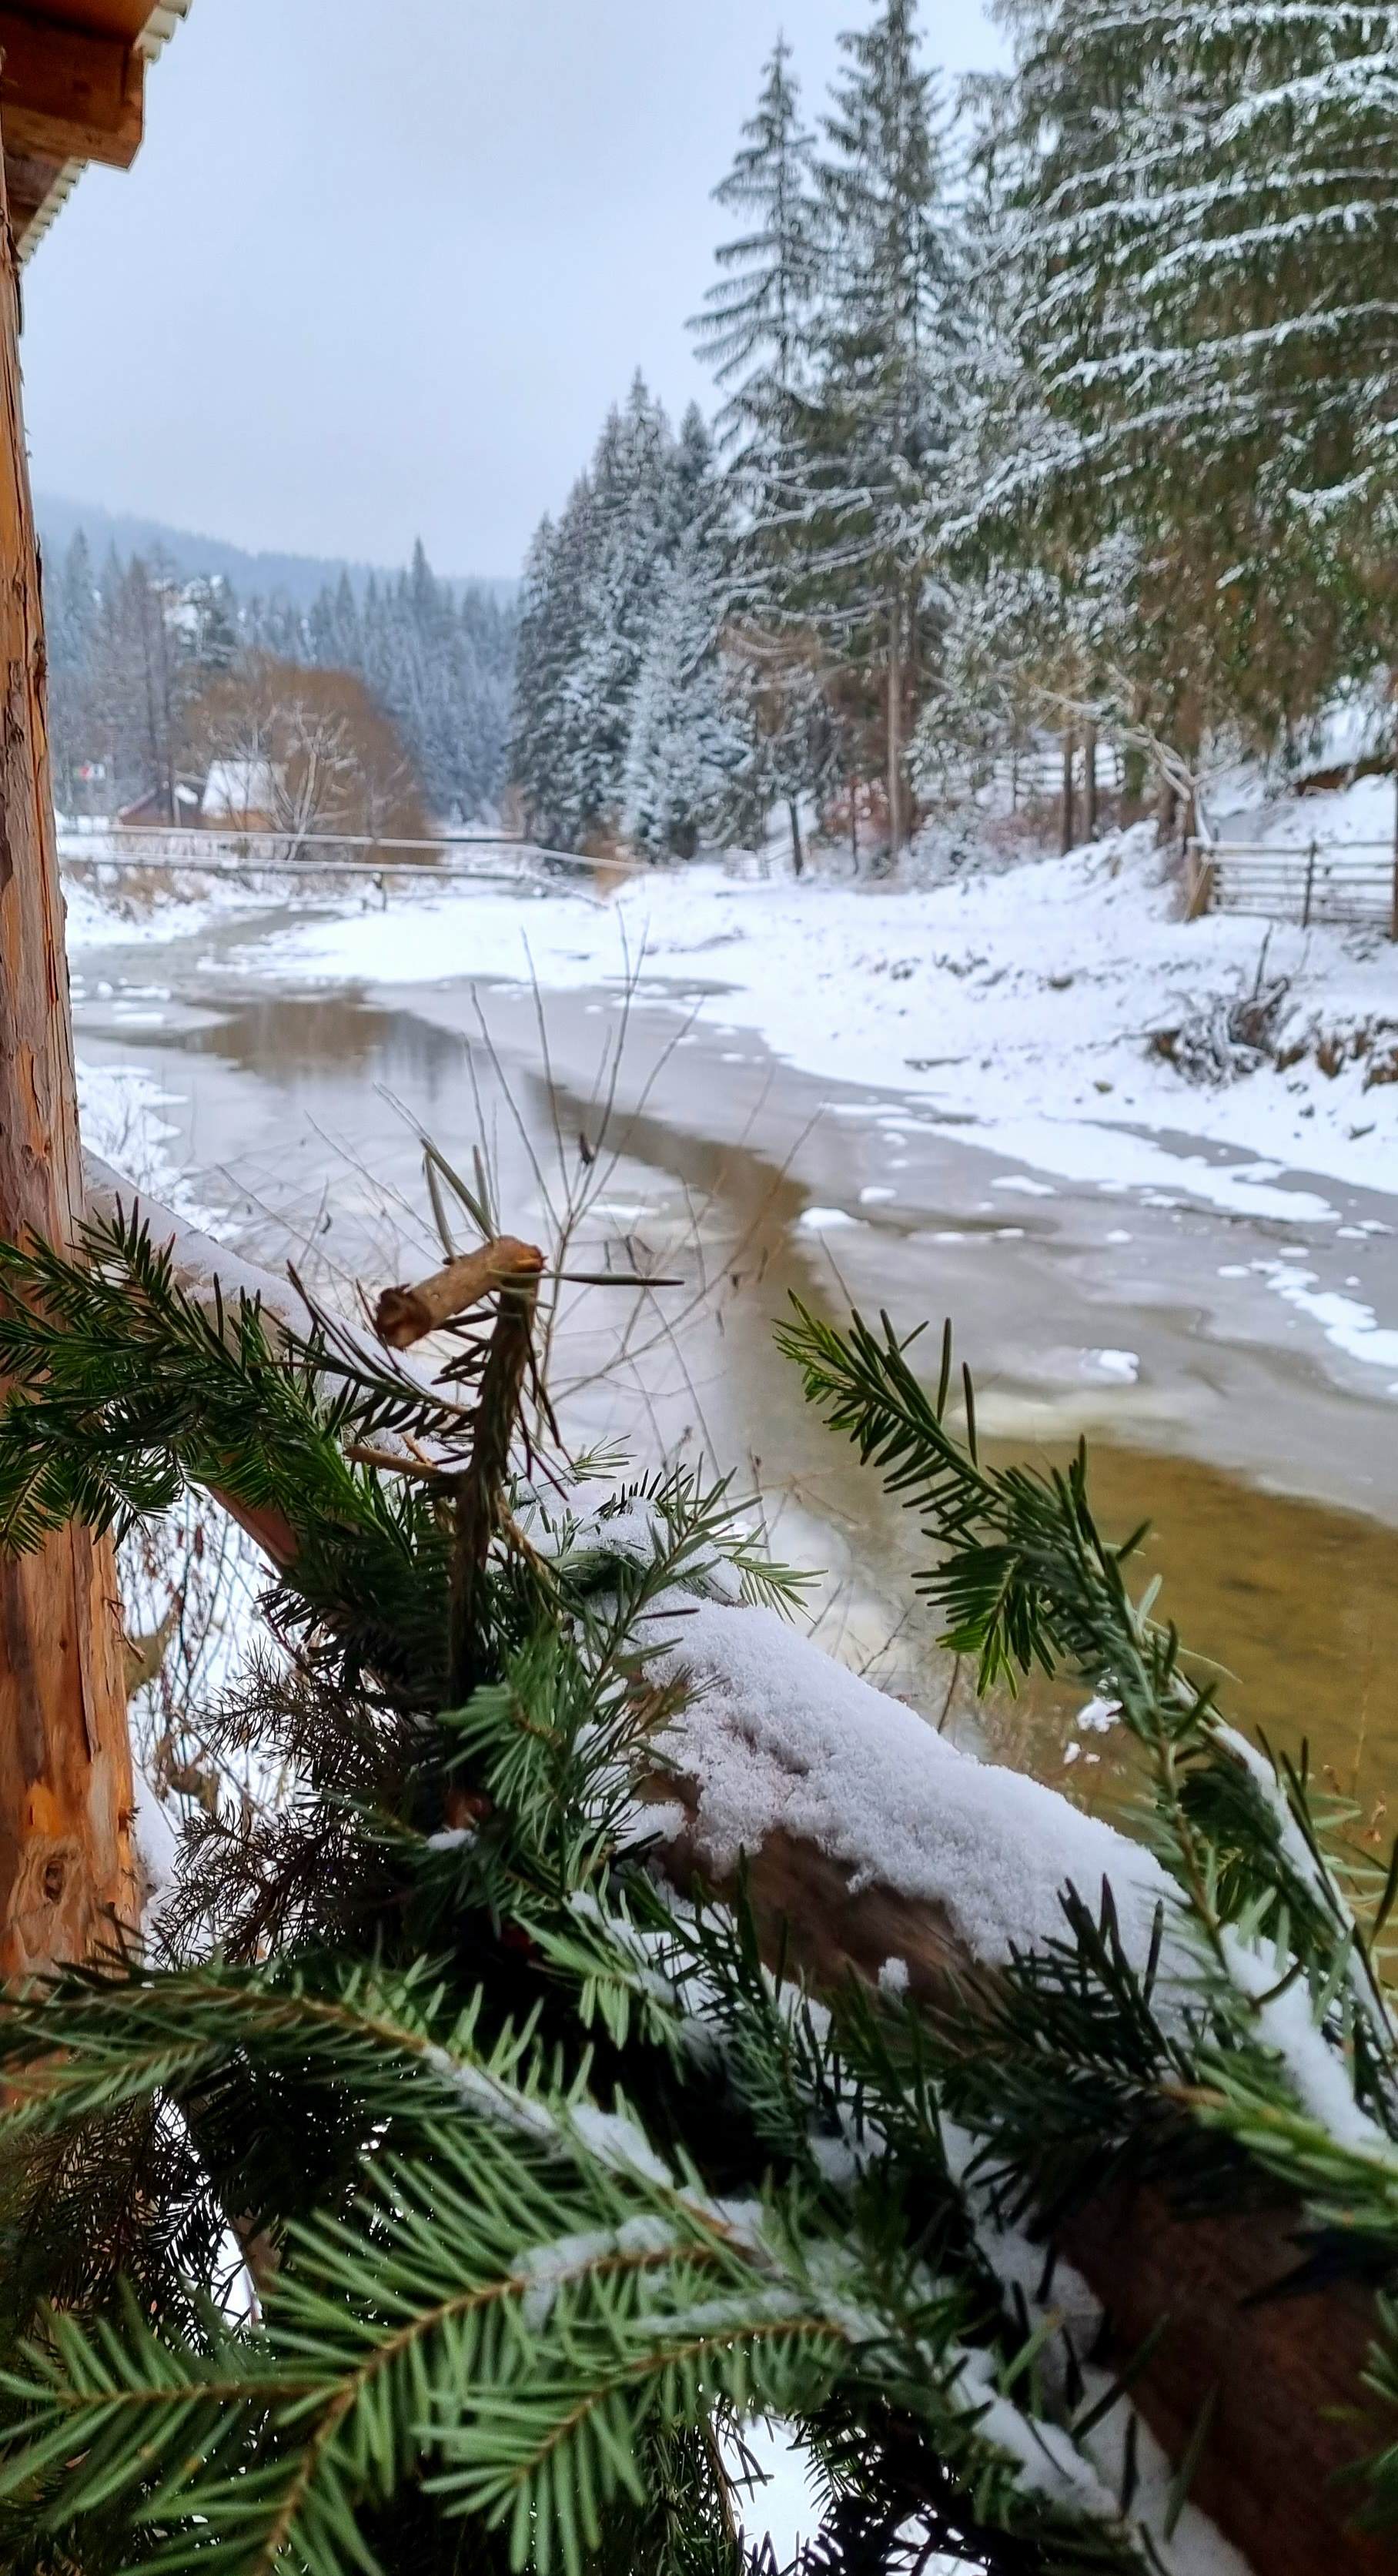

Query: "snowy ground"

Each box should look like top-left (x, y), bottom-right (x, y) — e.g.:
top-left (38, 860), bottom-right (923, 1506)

top-left (61, 863), bottom-right (344, 957)
top-left (181, 799), bottom-right (1398, 1224)
top-left (75, 1056), bottom-right (219, 1226)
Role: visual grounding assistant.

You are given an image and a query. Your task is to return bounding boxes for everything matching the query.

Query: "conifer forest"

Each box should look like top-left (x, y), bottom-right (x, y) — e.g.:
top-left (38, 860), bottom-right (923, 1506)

top-left (512, 0), bottom-right (1398, 863)
top-left (45, 533), bottom-right (517, 827)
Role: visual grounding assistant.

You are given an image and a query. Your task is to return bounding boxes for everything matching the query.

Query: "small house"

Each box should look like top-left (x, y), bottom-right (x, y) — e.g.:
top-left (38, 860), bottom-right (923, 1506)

top-left (200, 758), bottom-right (283, 831)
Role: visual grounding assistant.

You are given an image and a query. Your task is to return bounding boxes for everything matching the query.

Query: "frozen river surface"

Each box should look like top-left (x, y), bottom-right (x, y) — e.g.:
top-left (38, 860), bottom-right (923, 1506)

top-left (70, 884), bottom-right (1398, 1827)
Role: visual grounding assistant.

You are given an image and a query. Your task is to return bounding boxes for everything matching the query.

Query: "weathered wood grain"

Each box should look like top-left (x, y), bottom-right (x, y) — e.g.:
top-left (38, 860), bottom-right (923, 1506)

top-left (0, 142), bottom-right (133, 1976)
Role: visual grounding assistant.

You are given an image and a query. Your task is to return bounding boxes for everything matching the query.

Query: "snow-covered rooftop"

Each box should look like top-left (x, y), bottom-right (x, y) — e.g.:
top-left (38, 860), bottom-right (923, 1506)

top-left (201, 759), bottom-right (281, 821)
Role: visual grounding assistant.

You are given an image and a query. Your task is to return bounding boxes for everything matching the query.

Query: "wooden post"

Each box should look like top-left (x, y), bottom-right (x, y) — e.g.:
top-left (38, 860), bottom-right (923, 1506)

top-left (1302, 837), bottom-right (1317, 930)
top-left (1083, 721), bottom-right (1098, 841)
top-left (1184, 838), bottom-right (1215, 921)
top-left (1060, 729), bottom-right (1076, 854)
top-left (0, 149), bottom-right (134, 1976)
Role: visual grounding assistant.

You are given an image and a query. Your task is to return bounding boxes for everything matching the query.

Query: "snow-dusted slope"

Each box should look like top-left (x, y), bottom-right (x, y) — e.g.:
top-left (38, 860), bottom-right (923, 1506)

top-left (243, 818), bottom-right (1397, 1211)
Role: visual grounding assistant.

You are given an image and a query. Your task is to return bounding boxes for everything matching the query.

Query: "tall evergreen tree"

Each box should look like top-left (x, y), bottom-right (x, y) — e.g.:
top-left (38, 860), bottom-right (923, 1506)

top-left (624, 430), bottom-right (744, 859)
top-left (693, 52), bottom-right (839, 861)
top-left (804, 0), bottom-right (964, 856)
top-left (509, 507), bottom-right (594, 847)
top-left (692, 35), bottom-right (822, 512)
top-left (568, 377), bottom-right (681, 839)
top-left (988, 0), bottom-right (1398, 750)
top-left (511, 380), bottom-right (691, 853)
top-left (46, 530), bottom-right (98, 813)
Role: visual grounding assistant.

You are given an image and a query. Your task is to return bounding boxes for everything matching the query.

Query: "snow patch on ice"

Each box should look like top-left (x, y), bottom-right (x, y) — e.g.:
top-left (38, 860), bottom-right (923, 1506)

top-left (798, 1205), bottom-right (862, 1233)
top-left (1084, 1348), bottom-right (1139, 1383)
top-left (1076, 1697), bottom-right (1122, 1735)
top-left (1256, 1260), bottom-right (1398, 1375)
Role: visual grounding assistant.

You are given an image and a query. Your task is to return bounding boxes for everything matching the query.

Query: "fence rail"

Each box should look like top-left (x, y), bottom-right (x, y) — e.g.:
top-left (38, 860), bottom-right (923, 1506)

top-left (1188, 838), bottom-right (1396, 937)
top-left (57, 825), bottom-right (604, 895)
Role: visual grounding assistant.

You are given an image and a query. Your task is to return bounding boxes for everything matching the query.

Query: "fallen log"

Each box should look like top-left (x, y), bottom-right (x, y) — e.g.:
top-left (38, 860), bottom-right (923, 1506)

top-left (647, 1595), bottom-right (1393, 2576)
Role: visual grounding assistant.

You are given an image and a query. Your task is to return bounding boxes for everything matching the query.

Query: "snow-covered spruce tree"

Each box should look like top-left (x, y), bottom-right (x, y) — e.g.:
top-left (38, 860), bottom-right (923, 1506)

top-left (692, 36), bottom-right (824, 567)
top-left (0, 1189), bottom-right (1391, 2569)
top-left (510, 514), bottom-right (570, 847)
top-left (692, 40), bottom-right (858, 865)
top-left (983, 0), bottom-right (1398, 751)
top-left (510, 381), bottom-right (701, 855)
top-left (623, 530), bottom-right (745, 862)
top-left (44, 530), bottom-right (99, 817)
top-left (694, 35), bottom-right (821, 467)
top-left (621, 407), bottom-right (747, 863)
top-left (795, 0), bottom-right (965, 862)
top-left (513, 485), bottom-right (611, 852)
top-left (719, 627), bottom-right (846, 874)
top-left (919, 107), bottom-right (1095, 837)
top-left (908, 560), bottom-right (1052, 821)
top-left (307, 570), bottom-right (363, 680)
top-left (567, 378), bottom-right (684, 848)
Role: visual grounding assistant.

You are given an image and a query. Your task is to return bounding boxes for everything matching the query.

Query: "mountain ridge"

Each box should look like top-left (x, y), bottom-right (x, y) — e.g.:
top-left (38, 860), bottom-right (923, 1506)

top-left (34, 493), bottom-right (518, 610)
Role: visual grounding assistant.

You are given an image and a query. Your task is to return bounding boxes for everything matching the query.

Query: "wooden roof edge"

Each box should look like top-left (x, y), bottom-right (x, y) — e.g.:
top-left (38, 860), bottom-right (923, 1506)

top-left (15, 1), bottom-right (192, 266)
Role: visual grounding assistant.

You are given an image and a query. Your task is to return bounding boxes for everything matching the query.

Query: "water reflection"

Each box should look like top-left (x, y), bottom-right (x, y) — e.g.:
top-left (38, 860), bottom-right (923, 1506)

top-left (89, 973), bottom-right (1397, 1832)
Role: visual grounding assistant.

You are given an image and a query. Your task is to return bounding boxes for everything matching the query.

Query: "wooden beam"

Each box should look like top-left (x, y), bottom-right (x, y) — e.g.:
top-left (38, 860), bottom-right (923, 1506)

top-left (3, 143), bottom-right (59, 240)
top-left (0, 8), bottom-right (143, 172)
top-left (0, 139), bottom-right (135, 1975)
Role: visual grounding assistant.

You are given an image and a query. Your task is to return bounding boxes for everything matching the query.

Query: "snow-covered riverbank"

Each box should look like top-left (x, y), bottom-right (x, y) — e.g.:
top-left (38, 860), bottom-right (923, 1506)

top-left (60, 828), bottom-right (1398, 1782)
top-left (172, 820), bottom-right (1396, 1220)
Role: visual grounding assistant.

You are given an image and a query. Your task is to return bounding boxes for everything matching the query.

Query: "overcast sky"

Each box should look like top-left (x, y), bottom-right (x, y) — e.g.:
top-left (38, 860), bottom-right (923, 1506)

top-left (19, 0), bottom-right (1003, 580)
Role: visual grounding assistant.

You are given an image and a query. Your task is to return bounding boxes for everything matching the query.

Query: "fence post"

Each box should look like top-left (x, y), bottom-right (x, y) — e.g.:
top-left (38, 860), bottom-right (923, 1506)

top-left (1184, 838), bottom-right (1213, 921)
top-left (1302, 839), bottom-right (1317, 930)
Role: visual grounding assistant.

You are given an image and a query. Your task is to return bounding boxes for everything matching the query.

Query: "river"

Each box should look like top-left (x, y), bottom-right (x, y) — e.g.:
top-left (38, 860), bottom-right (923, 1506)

top-left (70, 888), bottom-right (1398, 1835)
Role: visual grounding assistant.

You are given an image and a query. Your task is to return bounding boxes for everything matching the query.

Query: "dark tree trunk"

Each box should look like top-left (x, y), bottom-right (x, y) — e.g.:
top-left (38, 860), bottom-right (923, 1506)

top-left (1060, 731), bottom-right (1076, 855)
top-left (1084, 723), bottom-right (1098, 840)
top-left (886, 597), bottom-right (904, 861)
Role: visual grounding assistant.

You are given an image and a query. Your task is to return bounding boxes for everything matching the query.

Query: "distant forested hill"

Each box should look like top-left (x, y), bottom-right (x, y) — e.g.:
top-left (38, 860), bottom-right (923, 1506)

top-left (44, 510), bottom-right (519, 822)
top-left (35, 494), bottom-right (517, 611)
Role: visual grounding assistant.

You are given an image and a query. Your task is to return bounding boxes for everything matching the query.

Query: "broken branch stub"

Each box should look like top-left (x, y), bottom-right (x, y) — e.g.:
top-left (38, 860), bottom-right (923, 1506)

top-left (374, 1238), bottom-right (546, 1350)
top-left (449, 1270), bottom-right (540, 1704)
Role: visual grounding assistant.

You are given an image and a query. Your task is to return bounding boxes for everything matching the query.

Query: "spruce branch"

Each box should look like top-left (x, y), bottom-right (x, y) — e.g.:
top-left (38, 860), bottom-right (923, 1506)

top-left (0, 1199), bottom-right (1393, 2564)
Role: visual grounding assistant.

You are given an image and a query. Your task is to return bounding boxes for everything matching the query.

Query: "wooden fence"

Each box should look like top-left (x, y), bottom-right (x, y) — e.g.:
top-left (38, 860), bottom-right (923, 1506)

top-left (57, 826), bottom-right (601, 896)
top-left (1187, 838), bottom-right (1397, 936)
